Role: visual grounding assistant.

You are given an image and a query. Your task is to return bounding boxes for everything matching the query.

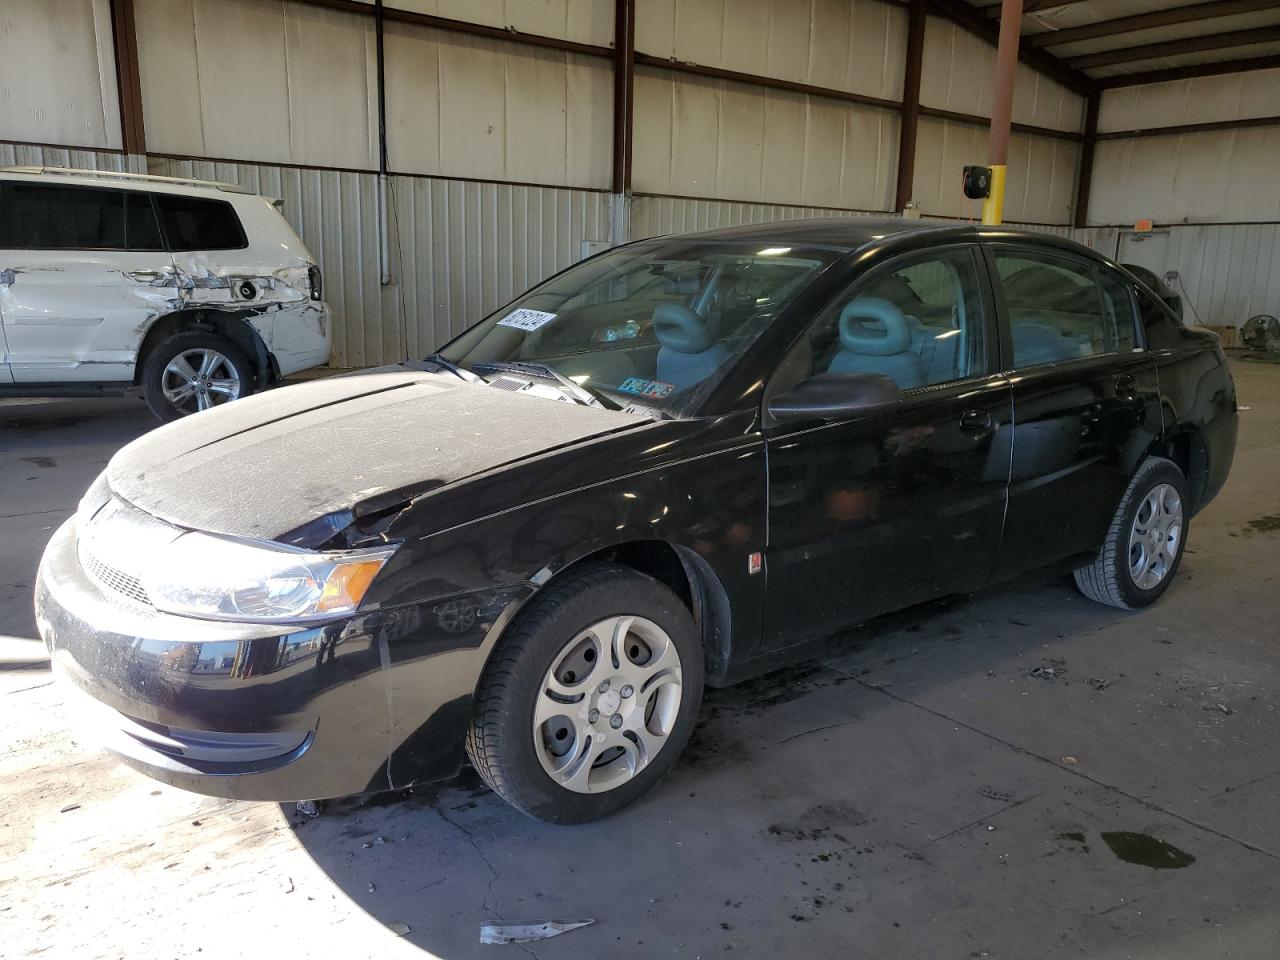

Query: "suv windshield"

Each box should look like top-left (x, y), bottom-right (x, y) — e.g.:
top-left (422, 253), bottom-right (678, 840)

top-left (438, 237), bottom-right (840, 415)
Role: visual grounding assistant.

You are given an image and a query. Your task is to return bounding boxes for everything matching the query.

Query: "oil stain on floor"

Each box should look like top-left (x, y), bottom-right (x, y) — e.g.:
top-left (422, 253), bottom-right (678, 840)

top-left (1101, 831), bottom-right (1196, 869)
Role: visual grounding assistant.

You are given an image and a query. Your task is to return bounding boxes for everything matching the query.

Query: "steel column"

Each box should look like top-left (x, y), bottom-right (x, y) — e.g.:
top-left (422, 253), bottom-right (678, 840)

top-left (109, 0), bottom-right (146, 157)
top-left (1073, 92), bottom-right (1099, 229)
top-left (983, 0), bottom-right (1023, 225)
top-left (895, 0), bottom-right (928, 213)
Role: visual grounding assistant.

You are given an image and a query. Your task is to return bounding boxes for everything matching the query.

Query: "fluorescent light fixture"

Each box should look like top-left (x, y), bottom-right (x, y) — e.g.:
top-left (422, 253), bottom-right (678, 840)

top-left (757, 247), bottom-right (791, 256)
top-left (935, 329), bottom-right (961, 339)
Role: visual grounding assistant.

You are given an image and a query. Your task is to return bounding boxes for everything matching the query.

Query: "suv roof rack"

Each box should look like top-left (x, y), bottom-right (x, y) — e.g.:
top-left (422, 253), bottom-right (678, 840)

top-left (0, 165), bottom-right (255, 195)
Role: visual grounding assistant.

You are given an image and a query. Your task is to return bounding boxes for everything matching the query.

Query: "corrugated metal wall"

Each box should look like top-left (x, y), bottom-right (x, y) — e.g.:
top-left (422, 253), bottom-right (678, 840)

top-left (390, 177), bottom-right (612, 358)
top-left (0, 143), bottom-right (143, 174)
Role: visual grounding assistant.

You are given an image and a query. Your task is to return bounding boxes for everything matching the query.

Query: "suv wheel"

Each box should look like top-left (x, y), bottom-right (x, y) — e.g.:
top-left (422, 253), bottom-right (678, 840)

top-left (142, 332), bottom-right (255, 421)
top-left (1073, 456), bottom-right (1189, 610)
top-left (466, 563), bottom-right (703, 823)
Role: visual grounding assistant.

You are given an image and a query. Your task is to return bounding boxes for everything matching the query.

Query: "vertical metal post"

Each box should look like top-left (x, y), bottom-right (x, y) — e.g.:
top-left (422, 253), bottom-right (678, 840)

top-left (1073, 91), bottom-right (1100, 229)
top-left (610, 0), bottom-right (635, 246)
top-left (109, 0), bottom-right (147, 164)
top-left (895, 0), bottom-right (927, 214)
top-left (375, 0), bottom-right (391, 286)
top-left (983, 0), bottom-right (1023, 225)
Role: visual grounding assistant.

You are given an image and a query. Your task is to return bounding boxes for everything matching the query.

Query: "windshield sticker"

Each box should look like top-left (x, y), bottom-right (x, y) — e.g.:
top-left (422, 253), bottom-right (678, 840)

top-left (618, 377), bottom-right (675, 400)
top-left (497, 308), bottom-right (557, 332)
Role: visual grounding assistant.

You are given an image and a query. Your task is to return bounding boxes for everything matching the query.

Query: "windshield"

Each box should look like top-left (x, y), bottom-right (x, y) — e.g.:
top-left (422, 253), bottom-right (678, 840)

top-left (438, 238), bottom-right (841, 415)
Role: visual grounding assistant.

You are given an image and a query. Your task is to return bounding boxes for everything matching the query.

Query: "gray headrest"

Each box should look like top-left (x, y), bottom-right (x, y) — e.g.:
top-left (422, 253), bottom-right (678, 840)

top-left (838, 297), bottom-right (910, 356)
top-left (653, 303), bottom-right (714, 354)
top-left (661, 273), bottom-right (702, 295)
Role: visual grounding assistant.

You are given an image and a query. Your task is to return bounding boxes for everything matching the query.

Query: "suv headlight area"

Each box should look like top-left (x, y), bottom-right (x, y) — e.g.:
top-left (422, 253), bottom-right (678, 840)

top-left (78, 495), bottom-right (396, 624)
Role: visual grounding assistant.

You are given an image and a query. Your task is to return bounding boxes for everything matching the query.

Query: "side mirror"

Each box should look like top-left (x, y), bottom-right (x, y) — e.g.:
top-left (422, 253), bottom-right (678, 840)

top-left (768, 372), bottom-right (901, 423)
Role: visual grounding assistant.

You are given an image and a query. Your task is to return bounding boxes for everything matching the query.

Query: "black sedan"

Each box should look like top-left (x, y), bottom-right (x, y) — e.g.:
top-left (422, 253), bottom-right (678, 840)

top-left (36, 220), bottom-right (1237, 823)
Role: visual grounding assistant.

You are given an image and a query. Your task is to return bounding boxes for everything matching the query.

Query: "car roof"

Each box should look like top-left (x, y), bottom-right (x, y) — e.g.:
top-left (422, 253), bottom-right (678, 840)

top-left (656, 216), bottom-right (1100, 259)
top-left (0, 165), bottom-right (256, 199)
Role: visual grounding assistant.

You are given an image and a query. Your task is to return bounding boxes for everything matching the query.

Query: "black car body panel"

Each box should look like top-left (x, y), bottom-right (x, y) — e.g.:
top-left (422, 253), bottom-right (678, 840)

top-left (36, 219), bottom-right (1239, 801)
top-left (106, 368), bottom-right (644, 540)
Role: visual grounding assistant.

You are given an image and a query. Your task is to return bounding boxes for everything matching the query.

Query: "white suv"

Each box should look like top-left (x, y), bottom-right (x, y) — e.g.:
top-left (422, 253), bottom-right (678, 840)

top-left (0, 167), bottom-right (331, 420)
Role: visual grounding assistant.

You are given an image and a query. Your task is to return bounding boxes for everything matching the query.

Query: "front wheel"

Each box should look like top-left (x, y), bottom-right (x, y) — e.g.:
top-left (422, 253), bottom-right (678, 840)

top-left (466, 563), bottom-right (703, 823)
top-left (141, 332), bottom-right (255, 422)
top-left (1073, 456), bottom-right (1189, 609)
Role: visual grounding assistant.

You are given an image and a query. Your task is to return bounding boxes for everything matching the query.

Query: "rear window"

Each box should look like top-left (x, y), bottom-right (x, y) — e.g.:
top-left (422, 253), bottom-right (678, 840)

top-left (155, 194), bottom-right (247, 251)
top-left (0, 182), bottom-right (128, 250)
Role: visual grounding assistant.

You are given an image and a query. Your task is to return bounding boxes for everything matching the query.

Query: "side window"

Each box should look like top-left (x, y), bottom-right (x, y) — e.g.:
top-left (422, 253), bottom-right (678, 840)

top-left (123, 192), bottom-right (163, 251)
top-left (1135, 284), bottom-right (1185, 351)
top-left (0, 182), bottom-right (125, 250)
top-left (994, 248), bottom-right (1127, 367)
top-left (784, 246), bottom-right (988, 391)
top-left (155, 194), bottom-right (247, 251)
top-left (1096, 268), bottom-right (1137, 352)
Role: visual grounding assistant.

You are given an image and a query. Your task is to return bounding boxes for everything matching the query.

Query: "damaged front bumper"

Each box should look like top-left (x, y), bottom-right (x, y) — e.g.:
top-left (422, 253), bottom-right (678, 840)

top-left (35, 517), bottom-right (530, 801)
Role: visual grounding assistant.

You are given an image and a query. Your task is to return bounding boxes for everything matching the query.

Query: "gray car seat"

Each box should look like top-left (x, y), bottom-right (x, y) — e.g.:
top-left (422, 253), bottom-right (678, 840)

top-left (828, 298), bottom-right (925, 388)
top-left (654, 303), bottom-right (728, 390)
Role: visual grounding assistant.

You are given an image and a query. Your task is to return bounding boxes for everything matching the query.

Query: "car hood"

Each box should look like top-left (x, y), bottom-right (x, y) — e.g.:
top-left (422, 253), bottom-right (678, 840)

top-left (106, 368), bottom-right (646, 541)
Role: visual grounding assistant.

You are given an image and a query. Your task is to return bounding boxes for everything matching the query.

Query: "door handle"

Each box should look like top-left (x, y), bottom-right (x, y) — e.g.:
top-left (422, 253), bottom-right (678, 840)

top-left (960, 409), bottom-right (993, 433)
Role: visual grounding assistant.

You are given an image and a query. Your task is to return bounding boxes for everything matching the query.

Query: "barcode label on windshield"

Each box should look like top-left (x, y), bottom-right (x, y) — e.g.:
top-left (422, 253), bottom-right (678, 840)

top-left (497, 308), bottom-right (557, 331)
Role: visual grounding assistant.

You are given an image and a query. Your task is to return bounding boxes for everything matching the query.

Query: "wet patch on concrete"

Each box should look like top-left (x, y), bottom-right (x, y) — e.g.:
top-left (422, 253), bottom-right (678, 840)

top-left (1245, 515), bottom-right (1280, 533)
top-left (1101, 831), bottom-right (1195, 869)
top-left (20, 456), bottom-right (57, 469)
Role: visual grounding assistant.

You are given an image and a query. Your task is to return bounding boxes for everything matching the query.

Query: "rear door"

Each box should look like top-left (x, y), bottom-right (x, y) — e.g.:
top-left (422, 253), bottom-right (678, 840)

top-left (988, 243), bottom-right (1162, 579)
top-left (762, 243), bottom-right (1013, 648)
top-left (0, 181), bottom-right (174, 383)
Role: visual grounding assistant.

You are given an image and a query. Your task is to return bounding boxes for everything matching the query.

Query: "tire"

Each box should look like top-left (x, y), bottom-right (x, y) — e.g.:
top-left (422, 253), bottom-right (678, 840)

top-left (466, 563), bottom-right (704, 823)
top-left (141, 331), bottom-right (255, 422)
top-left (1073, 456), bottom-right (1190, 610)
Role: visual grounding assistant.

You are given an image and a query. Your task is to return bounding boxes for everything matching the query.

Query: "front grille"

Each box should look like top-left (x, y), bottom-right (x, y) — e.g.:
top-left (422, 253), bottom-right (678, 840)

top-left (82, 548), bottom-right (152, 607)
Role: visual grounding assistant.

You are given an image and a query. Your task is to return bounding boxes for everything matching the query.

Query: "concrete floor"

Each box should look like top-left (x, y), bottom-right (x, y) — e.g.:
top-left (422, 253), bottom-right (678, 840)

top-left (3, 359), bottom-right (1279, 960)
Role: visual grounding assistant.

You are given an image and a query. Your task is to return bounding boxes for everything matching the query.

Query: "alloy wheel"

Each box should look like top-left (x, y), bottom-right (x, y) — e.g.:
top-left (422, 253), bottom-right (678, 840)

top-left (161, 348), bottom-right (242, 414)
top-left (1128, 482), bottom-right (1183, 590)
top-left (532, 615), bottom-right (684, 794)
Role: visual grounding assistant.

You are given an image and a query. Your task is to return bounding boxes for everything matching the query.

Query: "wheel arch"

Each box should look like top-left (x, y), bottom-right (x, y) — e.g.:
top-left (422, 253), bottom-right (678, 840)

top-left (1149, 426), bottom-right (1209, 515)
top-left (507, 539), bottom-right (735, 687)
top-left (132, 309), bottom-right (275, 390)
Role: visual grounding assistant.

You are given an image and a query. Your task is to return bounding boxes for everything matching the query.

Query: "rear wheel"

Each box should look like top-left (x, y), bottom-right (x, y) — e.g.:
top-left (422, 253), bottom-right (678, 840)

top-left (1073, 457), bottom-right (1189, 609)
top-left (141, 332), bottom-right (254, 421)
top-left (466, 563), bottom-right (703, 823)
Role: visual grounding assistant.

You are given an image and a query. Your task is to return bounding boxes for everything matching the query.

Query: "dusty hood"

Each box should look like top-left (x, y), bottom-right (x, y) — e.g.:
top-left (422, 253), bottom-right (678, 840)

top-left (106, 369), bottom-right (641, 540)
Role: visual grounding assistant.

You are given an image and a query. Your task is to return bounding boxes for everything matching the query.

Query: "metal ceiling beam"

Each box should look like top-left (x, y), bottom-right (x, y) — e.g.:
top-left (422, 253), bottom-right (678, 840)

top-left (928, 0), bottom-right (1096, 94)
top-left (1097, 52), bottom-right (1280, 87)
top-left (981, 0), bottom-right (1093, 18)
top-left (1030, 0), bottom-right (1280, 49)
top-left (1068, 25), bottom-right (1280, 70)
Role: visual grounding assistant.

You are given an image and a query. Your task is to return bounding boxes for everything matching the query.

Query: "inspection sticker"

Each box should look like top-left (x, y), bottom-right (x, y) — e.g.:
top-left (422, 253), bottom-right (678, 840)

top-left (618, 376), bottom-right (675, 399)
top-left (497, 308), bottom-right (557, 331)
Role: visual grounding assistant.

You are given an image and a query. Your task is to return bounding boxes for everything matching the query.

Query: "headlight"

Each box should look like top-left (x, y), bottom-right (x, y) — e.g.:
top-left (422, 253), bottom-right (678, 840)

top-left (142, 531), bottom-right (398, 624)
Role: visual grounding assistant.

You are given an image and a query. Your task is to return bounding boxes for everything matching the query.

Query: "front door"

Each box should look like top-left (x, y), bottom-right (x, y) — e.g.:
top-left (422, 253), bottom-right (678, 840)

top-left (762, 244), bottom-right (1013, 648)
top-left (989, 244), bottom-right (1163, 579)
top-left (0, 180), bottom-right (174, 384)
